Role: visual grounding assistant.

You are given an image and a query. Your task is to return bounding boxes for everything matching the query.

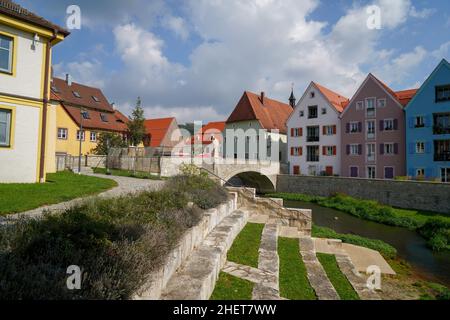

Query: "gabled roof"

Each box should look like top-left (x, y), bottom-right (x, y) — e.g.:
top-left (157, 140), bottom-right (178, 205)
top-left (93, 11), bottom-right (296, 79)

top-left (369, 73), bottom-right (418, 107)
top-left (313, 82), bottom-right (349, 113)
top-left (144, 117), bottom-right (177, 147)
top-left (51, 77), bottom-right (114, 112)
top-left (189, 121), bottom-right (226, 145)
top-left (0, 0), bottom-right (69, 36)
top-left (227, 91), bottom-right (293, 134)
top-left (405, 59), bottom-right (450, 109)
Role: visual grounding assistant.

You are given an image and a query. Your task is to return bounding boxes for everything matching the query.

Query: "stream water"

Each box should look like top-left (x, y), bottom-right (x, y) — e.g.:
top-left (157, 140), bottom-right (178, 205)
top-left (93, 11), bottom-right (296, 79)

top-left (284, 199), bottom-right (450, 287)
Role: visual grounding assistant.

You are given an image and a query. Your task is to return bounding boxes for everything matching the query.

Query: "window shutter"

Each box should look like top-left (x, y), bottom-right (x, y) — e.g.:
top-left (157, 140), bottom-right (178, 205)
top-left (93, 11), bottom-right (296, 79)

top-left (408, 117), bottom-right (414, 128)
top-left (299, 128), bottom-right (303, 136)
top-left (333, 146), bottom-right (337, 155)
top-left (409, 143), bottom-right (415, 154)
top-left (358, 122), bottom-right (362, 132)
top-left (394, 143), bottom-right (399, 154)
top-left (380, 143), bottom-right (384, 155)
top-left (322, 146), bottom-right (326, 156)
top-left (379, 120), bottom-right (384, 131)
top-left (346, 123), bottom-right (350, 133)
top-left (291, 128), bottom-right (294, 137)
top-left (346, 145), bottom-right (350, 155)
top-left (393, 119), bottom-right (398, 130)
top-left (358, 144), bottom-right (362, 155)
top-left (299, 147), bottom-right (303, 156)
top-left (333, 125), bottom-right (337, 135)
top-left (425, 142), bottom-right (432, 154)
top-left (323, 126), bottom-right (326, 135)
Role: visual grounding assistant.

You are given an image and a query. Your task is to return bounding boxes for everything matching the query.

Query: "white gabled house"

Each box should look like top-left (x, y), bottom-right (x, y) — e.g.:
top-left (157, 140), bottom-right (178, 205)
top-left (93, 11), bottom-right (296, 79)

top-left (287, 82), bottom-right (349, 176)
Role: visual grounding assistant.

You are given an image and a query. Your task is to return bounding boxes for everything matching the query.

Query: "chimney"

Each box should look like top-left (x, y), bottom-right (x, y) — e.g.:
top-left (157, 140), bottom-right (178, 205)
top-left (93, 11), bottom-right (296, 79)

top-left (111, 102), bottom-right (116, 110)
top-left (65, 73), bottom-right (72, 86)
top-left (260, 91), bottom-right (265, 104)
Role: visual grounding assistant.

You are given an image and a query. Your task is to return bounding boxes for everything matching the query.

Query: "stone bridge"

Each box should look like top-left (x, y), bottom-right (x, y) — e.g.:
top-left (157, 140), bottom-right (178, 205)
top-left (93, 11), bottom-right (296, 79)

top-left (160, 157), bottom-right (281, 193)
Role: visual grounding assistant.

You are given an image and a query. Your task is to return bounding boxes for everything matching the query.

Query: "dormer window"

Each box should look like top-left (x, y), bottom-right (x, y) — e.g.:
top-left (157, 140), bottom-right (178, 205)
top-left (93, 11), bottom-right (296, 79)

top-left (92, 96), bottom-right (100, 102)
top-left (81, 111), bottom-right (90, 119)
top-left (100, 113), bottom-right (109, 122)
top-left (51, 86), bottom-right (59, 93)
top-left (73, 91), bottom-right (81, 98)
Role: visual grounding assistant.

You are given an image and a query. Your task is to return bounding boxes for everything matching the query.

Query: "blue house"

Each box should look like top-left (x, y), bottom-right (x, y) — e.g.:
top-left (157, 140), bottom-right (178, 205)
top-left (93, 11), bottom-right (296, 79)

top-left (405, 59), bottom-right (450, 182)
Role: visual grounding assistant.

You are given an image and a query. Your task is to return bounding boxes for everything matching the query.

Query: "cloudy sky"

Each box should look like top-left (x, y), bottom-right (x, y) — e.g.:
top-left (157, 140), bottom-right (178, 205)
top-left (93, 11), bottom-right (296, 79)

top-left (17, 0), bottom-right (450, 123)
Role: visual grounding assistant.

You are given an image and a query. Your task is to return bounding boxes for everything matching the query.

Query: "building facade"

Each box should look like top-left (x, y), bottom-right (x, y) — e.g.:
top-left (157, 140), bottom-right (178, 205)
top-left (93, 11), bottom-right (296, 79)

top-left (50, 76), bottom-right (128, 157)
top-left (405, 59), bottom-right (450, 182)
top-left (287, 82), bottom-right (349, 176)
top-left (340, 74), bottom-right (416, 179)
top-left (225, 91), bottom-right (292, 163)
top-left (143, 117), bottom-right (183, 153)
top-left (0, 1), bottom-right (68, 182)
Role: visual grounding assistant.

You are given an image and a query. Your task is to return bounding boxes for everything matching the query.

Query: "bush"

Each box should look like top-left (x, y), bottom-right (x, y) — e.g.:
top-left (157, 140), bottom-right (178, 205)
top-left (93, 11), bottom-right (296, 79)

top-left (418, 218), bottom-right (450, 251)
top-left (0, 173), bottom-right (223, 300)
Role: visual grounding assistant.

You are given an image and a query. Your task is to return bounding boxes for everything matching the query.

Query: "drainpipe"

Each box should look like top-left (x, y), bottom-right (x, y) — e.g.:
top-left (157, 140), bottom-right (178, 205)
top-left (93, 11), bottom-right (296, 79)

top-left (39, 30), bottom-right (58, 182)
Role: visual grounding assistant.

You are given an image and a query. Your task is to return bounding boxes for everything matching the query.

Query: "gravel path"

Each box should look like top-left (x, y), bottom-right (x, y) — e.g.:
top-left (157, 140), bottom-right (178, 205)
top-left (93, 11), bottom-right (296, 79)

top-left (0, 173), bottom-right (165, 223)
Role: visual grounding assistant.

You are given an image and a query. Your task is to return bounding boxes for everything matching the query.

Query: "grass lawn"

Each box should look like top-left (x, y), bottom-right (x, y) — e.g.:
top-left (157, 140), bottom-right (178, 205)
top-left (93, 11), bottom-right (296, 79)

top-left (93, 168), bottom-right (164, 180)
top-left (0, 171), bottom-right (117, 215)
top-left (210, 272), bottom-right (253, 300)
top-left (278, 237), bottom-right (316, 300)
top-left (316, 253), bottom-right (359, 300)
top-left (227, 223), bottom-right (264, 268)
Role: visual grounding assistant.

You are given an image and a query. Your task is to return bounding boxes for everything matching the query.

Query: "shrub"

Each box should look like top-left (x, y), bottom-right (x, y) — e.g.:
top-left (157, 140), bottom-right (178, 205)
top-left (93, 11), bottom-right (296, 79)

top-left (418, 218), bottom-right (450, 251)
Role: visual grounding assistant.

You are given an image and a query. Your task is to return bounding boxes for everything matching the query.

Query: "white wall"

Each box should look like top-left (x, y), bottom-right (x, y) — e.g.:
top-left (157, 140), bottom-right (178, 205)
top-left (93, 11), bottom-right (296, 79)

top-left (287, 84), bottom-right (342, 176)
top-left (0, 24), bottom-right (45, 99)
top-left (0, 103), bottom-right (40, 183)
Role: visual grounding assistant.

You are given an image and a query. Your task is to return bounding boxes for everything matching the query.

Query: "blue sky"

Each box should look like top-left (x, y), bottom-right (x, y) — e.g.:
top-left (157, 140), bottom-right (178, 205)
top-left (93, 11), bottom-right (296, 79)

top-left (16, 0), bottom-right (450, 123)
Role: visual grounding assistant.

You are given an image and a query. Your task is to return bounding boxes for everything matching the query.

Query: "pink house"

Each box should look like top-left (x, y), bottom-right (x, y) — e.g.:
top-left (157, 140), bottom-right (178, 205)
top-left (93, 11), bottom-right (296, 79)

top-left (340, 74), bottom-right (417, 179)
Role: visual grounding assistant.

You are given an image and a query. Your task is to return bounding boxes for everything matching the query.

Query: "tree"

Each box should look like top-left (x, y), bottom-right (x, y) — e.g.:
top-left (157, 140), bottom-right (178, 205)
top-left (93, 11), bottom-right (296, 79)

top-left (92, 132), bottom-right (127, 155)
top-left (127, 97), bottom-right (146, 146)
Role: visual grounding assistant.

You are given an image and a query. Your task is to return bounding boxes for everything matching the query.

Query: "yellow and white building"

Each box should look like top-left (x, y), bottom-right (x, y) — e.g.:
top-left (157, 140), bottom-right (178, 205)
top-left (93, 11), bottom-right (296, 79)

top-left (0, 0), bottom-right (69, 182)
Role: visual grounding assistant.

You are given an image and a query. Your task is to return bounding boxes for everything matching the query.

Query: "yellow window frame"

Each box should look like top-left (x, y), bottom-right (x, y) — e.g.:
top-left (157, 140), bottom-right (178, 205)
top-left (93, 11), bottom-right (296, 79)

top-left (0, 29), bottom-right (18, 77)
top-left (0, 104), bottom-right (16, 150)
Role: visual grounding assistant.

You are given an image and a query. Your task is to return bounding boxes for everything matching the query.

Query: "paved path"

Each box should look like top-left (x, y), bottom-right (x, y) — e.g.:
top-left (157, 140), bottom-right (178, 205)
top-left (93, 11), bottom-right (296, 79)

top-left (1, 173), bottom-right (165, 223)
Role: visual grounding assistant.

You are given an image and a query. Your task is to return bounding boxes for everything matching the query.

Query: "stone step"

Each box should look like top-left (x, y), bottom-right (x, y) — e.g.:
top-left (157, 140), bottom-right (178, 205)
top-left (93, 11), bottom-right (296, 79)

top-left (161, 209), bottom-right (249, 300)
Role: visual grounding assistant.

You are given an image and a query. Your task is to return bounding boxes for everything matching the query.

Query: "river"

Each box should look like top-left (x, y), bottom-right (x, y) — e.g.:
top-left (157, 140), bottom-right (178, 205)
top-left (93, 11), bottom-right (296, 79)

top-left (284, 199), bottom-right (450, 287)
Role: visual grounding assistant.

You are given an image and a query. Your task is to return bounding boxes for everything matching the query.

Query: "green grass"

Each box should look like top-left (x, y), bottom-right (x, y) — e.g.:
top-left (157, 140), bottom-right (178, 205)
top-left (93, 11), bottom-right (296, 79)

top-left (93, 168), bottom-right (164, 180)
top-left (316, 253), bottom-right (359, 300)
top-left (0, 171), bottom-right (117, 215)
top-left (210, 272), bottom-right (253, 300)
top-left (268, 192), bottom-right (450, 251)
top-left (278, 237), bottom-right (316, 300)
top-left (312, 225), bottom-right (397, 259)
top-left (227, 223), bottom-right (264, 268)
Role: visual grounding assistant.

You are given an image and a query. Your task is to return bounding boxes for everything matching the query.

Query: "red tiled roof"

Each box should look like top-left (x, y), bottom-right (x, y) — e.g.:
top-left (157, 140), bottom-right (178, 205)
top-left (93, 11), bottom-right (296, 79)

top-left (144, 117), bottom-right (176, 147)
top-left (190, 121), bottom-right (226, 145)
top-left (313, 82), bottom-right (349, 113)
top-left (226, 91), bottom-right (293, 134)
top-left (0, 0), bottom-right (69, 36)
top-left (370, 74), bottom-right (418, 107)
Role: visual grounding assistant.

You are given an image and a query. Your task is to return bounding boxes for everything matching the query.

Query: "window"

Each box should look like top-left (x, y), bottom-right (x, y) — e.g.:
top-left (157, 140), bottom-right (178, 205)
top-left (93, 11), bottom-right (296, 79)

top-left (441, 168), bottom-right (450, 183)
top-left (51, 85), bottom-right (60, 93)
top-left (436, 85), bottom-right (450, 102)
top-left (366, 98), bottom-right (376, 117)
top-left (349, 144), bottom-right (360, 155)
top-left (384, 167), bottom-right (394, 179)
top-left (76, 130), bottom-right (85, 141)
top-left (100, 113), bottom-right (109, 122)
top-left (306, 146), bottom-right (319, 162)
top-left (415, 116), bottom-right (425, 128)
top-left (57, 128), bottom-right (68, 140)
top-left (299, 110), bottom-right (304, 117)
top-left (291, 128), bottom-right (302, 137)
top-left (377, 99), bottom-right (386, 108)
top-left (92, 96), bottom-right (100, 102)
top-left (73, 91), bottom-right (82, 98)
top-left (367, 166), bottom-right (376, 179)
top-left (416, 168), bottom-right (425, 178)
top-left (323, 125), bottom-right (335, 136)
top-left (350, 166), bottom-right (359, 177)
top-left (291, 147), bottom-right (302, 156)
top-left (0, 34), bottom-right (13, 74)
top-left (321, 108), bottom-right (327, 115)
top-left (0, 108), bottom-right (12, 147)
top-left (416, 142), bottom-right (425, 154)
top-left (308, 106), bottom-right (318, 119)
top-left (349, 122), bottom-right (360, 133)
top-left (433, 113), bottom-right (450, 135)
top-left (90, 132), bottom-right (97, 142)
top-left (384, 143), bottom-right (395, 155)
top-left (293, 166), bottom-right (300, 175)
top-left (81, 111), bottom-right (90, 119)
top-left (383, 119), bottom-right (394, 131)
top-left (367, 120), bottom-right (375, 139)
top-left (367, 143), bottom-right (376, 162)
top-left (310, 91), bottom-right (315, 98)
top-left (306, 126), bottom-right (320, 142)
top-left (356, 101), bottom-right (364, 110)
top-left (323, 146), bottom-right (335, 156)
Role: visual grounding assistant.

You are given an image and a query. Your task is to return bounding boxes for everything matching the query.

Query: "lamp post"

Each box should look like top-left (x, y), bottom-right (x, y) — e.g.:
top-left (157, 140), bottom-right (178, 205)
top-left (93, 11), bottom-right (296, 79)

top-left (78, 108), bottom-right (84, 174)
top-left (106, 136), bottom-right (111, 175)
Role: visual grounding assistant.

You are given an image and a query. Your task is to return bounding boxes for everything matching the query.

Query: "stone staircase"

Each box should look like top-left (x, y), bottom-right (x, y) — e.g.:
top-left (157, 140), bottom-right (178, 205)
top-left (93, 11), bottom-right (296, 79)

top-left (161, 208), bottom-right (250, 300)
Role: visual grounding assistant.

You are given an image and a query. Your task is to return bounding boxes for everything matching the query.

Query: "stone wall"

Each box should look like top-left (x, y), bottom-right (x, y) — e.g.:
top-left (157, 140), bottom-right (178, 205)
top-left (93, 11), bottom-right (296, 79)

top-left (276, 174), bottom-right (450, 214)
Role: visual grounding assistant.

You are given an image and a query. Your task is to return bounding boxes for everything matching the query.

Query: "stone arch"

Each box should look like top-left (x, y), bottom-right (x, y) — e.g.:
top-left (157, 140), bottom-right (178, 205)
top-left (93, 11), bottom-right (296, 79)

top-left (224, 170), bottom-right (276, 194)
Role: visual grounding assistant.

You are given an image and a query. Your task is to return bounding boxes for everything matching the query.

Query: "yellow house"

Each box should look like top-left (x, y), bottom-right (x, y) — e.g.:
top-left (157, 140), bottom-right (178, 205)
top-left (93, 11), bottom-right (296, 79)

top-left (49, 76), bottom-right (129, 157)
top-left (0, 0), bottom-right (69, 182)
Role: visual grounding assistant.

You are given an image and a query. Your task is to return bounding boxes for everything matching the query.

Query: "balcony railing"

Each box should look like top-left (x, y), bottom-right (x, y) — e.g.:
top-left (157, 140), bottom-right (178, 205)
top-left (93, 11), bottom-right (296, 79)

top-left (306, 136), bottom-right (319, 142)
top-left (306, 155), bottom-right (319, 162)
top-left (434, 151), bottom-right (450, 162)
top-left (433, 125), bottom-right (450, 135)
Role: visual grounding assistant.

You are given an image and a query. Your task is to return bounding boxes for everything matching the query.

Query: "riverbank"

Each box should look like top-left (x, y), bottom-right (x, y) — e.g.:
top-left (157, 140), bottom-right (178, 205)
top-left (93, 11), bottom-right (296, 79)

top-left (267, 192), bottom-right (450, 252)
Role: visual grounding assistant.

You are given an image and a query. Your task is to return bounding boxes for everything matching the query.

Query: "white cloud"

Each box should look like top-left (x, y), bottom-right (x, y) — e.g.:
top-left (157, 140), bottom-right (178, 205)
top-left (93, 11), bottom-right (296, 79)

top-left (409, 6), bottom-right (436, 19)
top-left (162, 15), bottom-right (189, 40)
top-left (53, 59), bottom-right (105, 88)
